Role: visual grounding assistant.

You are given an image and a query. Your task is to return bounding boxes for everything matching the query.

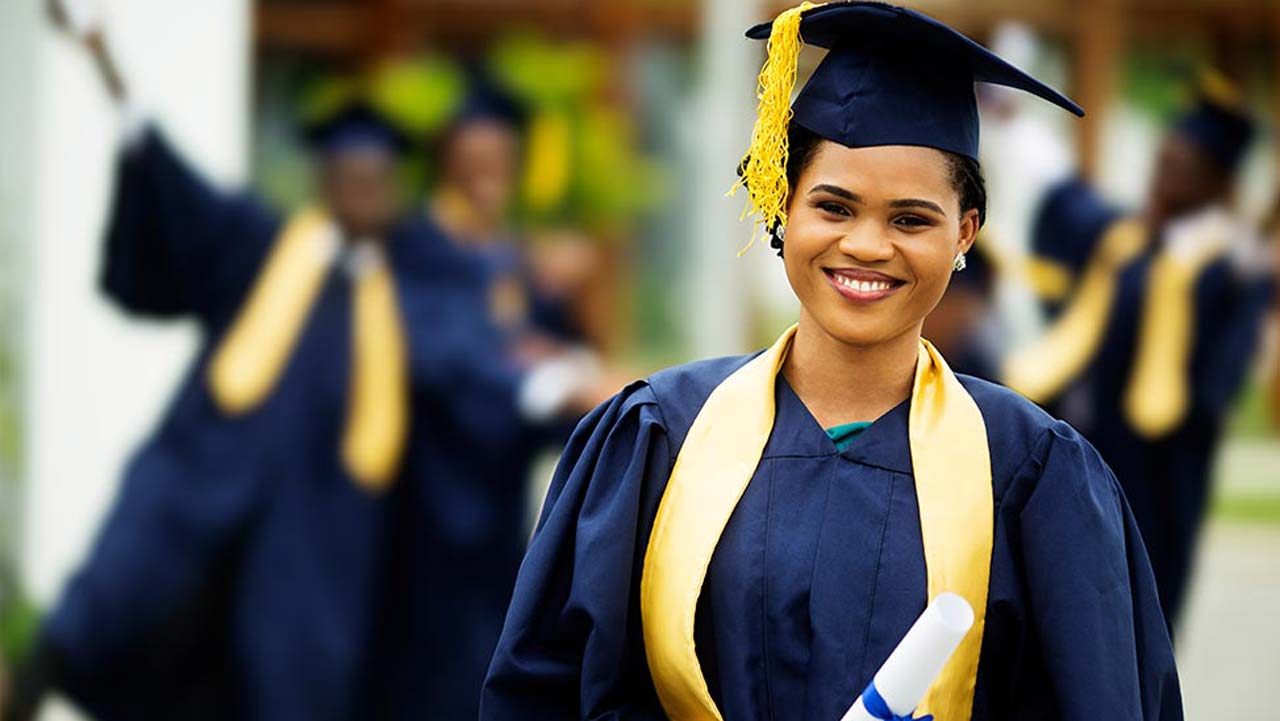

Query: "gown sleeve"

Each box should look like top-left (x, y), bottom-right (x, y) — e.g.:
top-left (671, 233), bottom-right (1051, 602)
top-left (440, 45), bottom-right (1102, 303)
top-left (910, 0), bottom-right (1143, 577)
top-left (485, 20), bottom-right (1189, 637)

top-left (1016, 422), bottom-right (1183, 720)
top-left (100, 125), bottom-right (278, 327)
top-left (1191, 261), bottom-right (1275, 424)
top-left (480, 384), bottom-right (673, 720)
top-left (1030, 177), bottom-right (1125, 288)
top-left (395, 233), bottom-right (531, 446)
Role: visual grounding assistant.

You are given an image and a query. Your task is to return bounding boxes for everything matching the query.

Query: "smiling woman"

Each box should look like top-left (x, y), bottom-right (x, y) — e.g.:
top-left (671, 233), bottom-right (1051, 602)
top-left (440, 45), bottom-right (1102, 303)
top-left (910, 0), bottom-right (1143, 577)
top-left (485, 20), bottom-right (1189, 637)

top-left (480, 3), bottom-right (1182, 721)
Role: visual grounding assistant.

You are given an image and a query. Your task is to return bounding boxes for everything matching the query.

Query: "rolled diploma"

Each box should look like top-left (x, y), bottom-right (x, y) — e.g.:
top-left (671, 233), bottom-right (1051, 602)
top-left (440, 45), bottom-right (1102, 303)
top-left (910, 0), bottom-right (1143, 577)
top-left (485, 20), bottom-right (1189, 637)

top-left (841, 592), bottom-right (975, 721)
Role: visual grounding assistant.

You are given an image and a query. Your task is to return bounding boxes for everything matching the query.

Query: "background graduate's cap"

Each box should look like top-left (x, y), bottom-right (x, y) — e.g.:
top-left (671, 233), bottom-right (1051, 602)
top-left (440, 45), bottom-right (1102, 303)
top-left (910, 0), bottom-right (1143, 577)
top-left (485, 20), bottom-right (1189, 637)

top-left (732, 1), bottom-right (1083, 241)
top-left (303, 99), bottom-right (414, 157)
top-left (1173, 69), bottom-right (1255, 174)
top-left (446, 64), bottom-right (529, 133)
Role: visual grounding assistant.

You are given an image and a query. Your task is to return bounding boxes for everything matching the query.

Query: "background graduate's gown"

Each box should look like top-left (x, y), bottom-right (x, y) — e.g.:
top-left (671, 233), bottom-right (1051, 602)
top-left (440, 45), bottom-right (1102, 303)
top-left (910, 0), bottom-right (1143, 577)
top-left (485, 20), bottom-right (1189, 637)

top-left (42, 127), bottom-right (535, 721)
top-left (1031, 178), bottom-right (1274, 627)
top-left (481, 355), bottom-right (1182, 721)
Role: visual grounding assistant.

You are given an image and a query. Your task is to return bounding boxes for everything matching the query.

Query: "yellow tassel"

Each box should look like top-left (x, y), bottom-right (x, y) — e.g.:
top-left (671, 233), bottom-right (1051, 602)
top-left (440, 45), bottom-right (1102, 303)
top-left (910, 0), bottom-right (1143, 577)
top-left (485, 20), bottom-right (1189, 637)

top-left (1196, 68), bottom-right (1244, 110)
top-left (208, 209), bottom-right (335, 415)
top-left (728, 1), bottom-right (821, 254)
top-left (342, 251), bottom-right (410, 492)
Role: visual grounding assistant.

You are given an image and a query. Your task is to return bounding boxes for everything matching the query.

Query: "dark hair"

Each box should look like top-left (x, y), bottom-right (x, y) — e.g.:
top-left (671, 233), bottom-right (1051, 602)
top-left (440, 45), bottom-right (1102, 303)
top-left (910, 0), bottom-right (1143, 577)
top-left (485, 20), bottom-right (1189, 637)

top-left (773, 123), bottom-right (987, 255)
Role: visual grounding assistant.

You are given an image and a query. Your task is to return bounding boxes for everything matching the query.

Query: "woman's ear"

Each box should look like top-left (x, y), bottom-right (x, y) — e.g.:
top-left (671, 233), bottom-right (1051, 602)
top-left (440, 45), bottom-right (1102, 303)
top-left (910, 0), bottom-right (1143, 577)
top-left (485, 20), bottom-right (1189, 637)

top-left (956, 208), bottom-right (980, 255)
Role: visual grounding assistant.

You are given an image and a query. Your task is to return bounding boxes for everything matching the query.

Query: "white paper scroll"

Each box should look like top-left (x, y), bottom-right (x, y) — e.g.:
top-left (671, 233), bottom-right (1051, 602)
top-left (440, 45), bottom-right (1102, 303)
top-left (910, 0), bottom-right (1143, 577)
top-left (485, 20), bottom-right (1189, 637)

top-left (841, 592), bottom-right (975, 721)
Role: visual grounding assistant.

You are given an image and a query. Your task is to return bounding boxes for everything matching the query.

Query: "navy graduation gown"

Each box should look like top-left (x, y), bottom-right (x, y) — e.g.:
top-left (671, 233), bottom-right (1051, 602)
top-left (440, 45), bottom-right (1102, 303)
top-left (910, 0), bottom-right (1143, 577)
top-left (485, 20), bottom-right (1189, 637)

top-left (1059, 248), bottom-right (1273, 627)
top-left (461, 236), bottom-right (586, 345)
top-left (42, 126), bottom-right (535, 720)
top-left (481, 356), bottom-right (1182, 720)
top-left (1030, 178), bottom-right (1275, 628)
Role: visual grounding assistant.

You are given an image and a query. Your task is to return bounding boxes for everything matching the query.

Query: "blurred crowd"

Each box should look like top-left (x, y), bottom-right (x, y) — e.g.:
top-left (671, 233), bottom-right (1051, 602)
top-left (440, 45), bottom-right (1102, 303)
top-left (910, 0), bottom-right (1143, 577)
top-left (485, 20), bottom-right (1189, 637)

top-left (1, 0), bottom-right (1278, 719)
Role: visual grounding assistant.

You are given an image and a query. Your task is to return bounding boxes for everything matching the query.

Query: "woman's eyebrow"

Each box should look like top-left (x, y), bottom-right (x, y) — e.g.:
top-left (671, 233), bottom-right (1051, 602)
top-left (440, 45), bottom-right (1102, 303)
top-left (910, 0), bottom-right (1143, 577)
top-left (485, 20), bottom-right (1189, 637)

top-left (889, 198), bottom-right (946, 215)
top-left (807, 184), bottom-right (861, 202)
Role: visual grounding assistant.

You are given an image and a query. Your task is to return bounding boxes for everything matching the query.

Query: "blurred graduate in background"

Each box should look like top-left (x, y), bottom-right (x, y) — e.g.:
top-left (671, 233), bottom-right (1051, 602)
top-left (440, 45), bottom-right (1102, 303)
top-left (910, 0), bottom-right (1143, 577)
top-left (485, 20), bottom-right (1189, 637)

top-left (1004, 70), bottom-right (1276, 632)
top-left (3, 4), bottom-right (611, 720)
top-left (427, 70), bottom-right (600, 358)
top-left (921, 241), bottom-right (1002, 381)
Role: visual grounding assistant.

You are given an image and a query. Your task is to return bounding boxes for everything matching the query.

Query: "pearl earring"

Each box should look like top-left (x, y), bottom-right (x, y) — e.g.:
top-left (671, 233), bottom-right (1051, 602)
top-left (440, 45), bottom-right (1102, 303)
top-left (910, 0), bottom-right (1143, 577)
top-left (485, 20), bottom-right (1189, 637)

top-left (953, 253), bottom-right (967, 272)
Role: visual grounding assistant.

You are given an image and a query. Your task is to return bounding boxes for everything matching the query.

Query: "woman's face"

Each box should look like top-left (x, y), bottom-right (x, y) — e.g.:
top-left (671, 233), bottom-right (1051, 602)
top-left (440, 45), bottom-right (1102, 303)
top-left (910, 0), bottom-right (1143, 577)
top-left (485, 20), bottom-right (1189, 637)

top-left (782, 142), bottom-right (979, 348)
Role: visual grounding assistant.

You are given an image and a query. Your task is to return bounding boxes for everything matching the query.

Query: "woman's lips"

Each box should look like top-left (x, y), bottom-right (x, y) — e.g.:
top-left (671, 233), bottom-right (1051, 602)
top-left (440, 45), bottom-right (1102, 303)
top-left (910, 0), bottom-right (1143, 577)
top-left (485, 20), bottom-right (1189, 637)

top-left (823, 268), bottom-right (904, 303)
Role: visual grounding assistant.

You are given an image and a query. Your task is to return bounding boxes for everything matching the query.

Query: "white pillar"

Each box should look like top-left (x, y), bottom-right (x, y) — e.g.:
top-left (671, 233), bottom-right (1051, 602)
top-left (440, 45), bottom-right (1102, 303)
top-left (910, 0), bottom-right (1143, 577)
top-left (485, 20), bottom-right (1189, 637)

top-left (18, 0), bottom-right (251, 614)
top-left (687, 0), bottom-right (764, 357)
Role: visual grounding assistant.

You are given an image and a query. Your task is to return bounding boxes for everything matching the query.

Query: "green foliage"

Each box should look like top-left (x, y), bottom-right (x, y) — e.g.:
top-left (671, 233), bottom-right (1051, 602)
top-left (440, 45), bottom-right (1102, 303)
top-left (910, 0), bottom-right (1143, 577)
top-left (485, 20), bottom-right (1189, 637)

top-left (368, 57), bottom-right (467, 138)
top-left (297, 57), bottom-right (466, 139)
top-left (1211, 493), bottom-right (1280, 526)
top-left (488, 34), bottom-right (607, 105)
top-left (0, 561), bottom-right (39, 666)
top-left (1228, 381), bottom-right (1272, 440)
top-left (1123, 44), bottom-right (1208, 121)
top-left (486, 33), bottom-right (667, 234)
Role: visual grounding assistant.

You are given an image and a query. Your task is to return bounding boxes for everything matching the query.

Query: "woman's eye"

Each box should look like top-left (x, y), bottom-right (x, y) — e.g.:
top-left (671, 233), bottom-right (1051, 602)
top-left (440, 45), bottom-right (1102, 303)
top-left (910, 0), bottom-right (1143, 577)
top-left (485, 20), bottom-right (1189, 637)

top-left (818, 201), bottom-right (850, 217)
top-left (893, 214), bottom-right (933, 229)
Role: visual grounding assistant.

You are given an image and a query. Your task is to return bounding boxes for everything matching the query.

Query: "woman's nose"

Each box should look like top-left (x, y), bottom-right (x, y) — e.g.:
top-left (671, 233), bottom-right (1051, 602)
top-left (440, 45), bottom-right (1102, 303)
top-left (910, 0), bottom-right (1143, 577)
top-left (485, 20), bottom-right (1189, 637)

top-left (836, 224), bottom-right (895, 262)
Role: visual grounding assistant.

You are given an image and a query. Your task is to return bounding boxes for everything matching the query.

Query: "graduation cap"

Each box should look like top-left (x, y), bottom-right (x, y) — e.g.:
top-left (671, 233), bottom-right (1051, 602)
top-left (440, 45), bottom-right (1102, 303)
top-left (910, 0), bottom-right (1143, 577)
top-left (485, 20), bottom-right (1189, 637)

top-left (446, 64), bottom-right (529, 133)
top-left (733, 1), bottom-right (1083, 240)
top-left (1173, 70), bottom-right (1255, 174)
top-left (302, 99), bottom-right (414, 156)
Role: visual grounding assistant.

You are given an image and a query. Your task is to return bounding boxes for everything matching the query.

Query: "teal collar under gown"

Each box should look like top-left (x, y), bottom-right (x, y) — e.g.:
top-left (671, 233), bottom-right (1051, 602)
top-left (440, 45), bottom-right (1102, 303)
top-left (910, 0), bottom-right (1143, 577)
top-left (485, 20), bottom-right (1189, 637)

top-left (825, 420), bottom-right (873, 452)
top-left (481, 354), bottom-right (1182, 720)
top-left (37, 125), bottom-right (543, 721)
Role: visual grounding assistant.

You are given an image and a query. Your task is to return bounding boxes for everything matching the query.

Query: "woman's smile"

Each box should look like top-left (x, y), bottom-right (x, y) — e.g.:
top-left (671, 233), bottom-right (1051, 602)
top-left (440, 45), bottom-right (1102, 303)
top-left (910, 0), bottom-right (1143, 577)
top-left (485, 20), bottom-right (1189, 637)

top-left (823, 267), bottom-right (905, 303)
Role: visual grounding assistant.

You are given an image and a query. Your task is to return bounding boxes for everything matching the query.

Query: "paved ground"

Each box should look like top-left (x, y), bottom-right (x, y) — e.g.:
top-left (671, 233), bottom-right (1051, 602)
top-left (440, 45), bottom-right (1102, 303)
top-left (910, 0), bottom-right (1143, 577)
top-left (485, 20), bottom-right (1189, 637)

top-left (1179, 521), bottom-right (1280, 720)
top-left (1178, 439), bottom-right (1280, 721)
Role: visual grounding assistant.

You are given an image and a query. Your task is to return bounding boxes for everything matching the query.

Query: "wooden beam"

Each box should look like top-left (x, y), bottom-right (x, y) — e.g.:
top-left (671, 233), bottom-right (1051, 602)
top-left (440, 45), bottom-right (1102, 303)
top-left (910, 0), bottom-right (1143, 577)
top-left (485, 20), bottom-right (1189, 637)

top-left (1073, 0), bottom-right (1125, 181)
top-left (1273, 3), bottom-right (1280, 168)
top-left (368, 0), bottom-right (414, 61)
top-left (253, 0), bottom-right (1278, 58)
top-left (255, 4), bottom-right (369, 55)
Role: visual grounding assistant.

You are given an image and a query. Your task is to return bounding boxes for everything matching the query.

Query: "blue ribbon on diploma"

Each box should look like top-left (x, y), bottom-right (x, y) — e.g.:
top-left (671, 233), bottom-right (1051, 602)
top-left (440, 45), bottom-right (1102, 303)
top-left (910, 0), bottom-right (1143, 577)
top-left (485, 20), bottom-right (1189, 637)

top-left (862, 681), bottom-right (934, 721)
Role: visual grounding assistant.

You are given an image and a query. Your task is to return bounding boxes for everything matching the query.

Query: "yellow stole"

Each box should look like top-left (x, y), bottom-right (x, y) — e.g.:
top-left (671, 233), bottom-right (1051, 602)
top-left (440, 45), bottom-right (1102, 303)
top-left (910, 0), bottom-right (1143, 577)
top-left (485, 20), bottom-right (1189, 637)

top-left (1004, 218), bottom-right (1146, 404)
top-left (641, 325), bottom-right (993, 721)
top-left (1123, 233), bottom-right (1229, 439)
top-left (207, 210), bottom-right (409, 492)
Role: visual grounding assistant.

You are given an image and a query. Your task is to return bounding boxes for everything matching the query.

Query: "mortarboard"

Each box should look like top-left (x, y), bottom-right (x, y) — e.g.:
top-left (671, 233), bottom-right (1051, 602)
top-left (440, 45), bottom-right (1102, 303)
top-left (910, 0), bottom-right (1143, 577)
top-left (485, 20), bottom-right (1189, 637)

top-left (1173, 71), bottom-right (1255, 174)
top-left (303, 99), bottom-right (414, 156)
top-left (446, 64), bottom-right (529, 133)
top-left (733, 1), bottom-right (1083, 240)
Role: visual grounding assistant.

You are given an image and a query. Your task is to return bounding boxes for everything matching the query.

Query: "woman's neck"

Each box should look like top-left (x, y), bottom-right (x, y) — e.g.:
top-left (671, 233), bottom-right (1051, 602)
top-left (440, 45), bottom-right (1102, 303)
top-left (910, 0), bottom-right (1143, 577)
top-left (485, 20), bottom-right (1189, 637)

top-left (781, 310), bottom-right (920, 429)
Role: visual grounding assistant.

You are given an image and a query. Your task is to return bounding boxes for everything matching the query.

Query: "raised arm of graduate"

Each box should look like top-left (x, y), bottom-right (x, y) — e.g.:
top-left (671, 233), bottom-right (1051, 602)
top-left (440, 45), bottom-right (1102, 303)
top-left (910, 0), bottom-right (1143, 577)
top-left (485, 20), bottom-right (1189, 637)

top-left (99, 122), bottom-right (279, 327)
top-left (480, 384), bottom-right (672, 720)
top-left (1016, 423), bottom-right (1183, 720)
top-left (47, 0), bottom-right (279, 325)
top-left (67, 26), bottom-right (277, 324)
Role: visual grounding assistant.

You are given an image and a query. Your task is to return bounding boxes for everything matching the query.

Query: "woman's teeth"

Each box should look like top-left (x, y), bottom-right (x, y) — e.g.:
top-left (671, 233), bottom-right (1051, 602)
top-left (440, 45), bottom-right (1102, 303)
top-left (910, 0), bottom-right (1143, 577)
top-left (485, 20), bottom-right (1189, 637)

top-left (834, 274), bottom-right (893, 293)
